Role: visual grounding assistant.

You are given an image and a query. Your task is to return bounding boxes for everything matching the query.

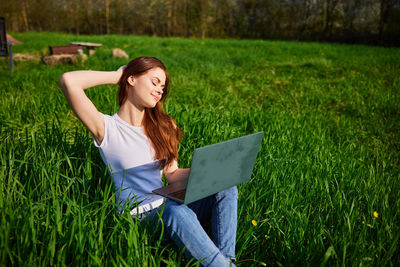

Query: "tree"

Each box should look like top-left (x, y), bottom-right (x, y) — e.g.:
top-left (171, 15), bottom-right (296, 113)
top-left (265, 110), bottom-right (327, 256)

top-left (378, 0), bottom-right (397, 44)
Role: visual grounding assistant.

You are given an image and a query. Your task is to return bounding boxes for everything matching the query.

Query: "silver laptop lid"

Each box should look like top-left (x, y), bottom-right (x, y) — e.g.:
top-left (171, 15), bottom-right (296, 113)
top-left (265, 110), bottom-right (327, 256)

top-left (184, 132), bottom-right (264, 204)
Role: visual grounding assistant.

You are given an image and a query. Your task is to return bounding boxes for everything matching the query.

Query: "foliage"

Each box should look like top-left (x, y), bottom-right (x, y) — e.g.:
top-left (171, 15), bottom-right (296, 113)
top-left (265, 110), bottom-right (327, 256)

top-left (0, 32), bottom-right (400, 266)
top-left (1, 0), bottom-right (400, 45)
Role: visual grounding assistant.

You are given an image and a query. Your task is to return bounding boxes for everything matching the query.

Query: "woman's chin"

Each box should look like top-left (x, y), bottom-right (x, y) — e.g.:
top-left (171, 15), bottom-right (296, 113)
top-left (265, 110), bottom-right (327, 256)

top-left (145, 102), bottom-right (157, 109)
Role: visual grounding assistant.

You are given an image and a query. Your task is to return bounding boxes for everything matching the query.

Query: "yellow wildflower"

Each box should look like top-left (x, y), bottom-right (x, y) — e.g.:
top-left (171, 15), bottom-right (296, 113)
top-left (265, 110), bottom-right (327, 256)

top-left (251, 220), bottom-right (257, 226)
top-left (373, 211), bottom-right (378, 218)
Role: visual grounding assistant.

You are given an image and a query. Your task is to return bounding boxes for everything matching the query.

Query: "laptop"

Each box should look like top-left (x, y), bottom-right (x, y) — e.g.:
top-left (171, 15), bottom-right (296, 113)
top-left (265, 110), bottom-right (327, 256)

top-left (153, 131), bottom-right (264, 205)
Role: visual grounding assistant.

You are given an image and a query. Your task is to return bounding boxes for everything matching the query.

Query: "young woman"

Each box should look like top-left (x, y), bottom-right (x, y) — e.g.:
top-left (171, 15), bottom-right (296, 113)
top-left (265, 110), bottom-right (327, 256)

top-left (60, 56), bottom-right (238, 266)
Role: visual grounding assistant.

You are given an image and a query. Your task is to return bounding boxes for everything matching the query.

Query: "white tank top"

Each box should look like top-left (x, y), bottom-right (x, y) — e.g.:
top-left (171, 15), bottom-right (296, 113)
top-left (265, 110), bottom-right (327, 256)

top-left (94, 113), bottom-right (164, 213)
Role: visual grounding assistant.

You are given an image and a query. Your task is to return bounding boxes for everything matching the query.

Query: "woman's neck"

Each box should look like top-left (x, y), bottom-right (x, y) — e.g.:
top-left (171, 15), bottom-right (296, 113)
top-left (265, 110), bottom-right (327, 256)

top-left (117, 101), bottom-right (145, 127)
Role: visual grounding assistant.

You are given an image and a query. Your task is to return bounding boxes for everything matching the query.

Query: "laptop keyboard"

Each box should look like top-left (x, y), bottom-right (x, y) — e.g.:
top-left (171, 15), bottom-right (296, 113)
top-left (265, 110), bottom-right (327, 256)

top-left (169, 189), bottom-right (186, 200)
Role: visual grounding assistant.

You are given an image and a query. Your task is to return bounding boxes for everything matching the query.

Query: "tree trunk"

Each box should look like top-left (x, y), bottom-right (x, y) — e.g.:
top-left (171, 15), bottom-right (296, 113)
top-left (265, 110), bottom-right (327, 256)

top-left (105, 0), bottom-right (110, 34)
top-left (21, 1), bottom-right (29, 32)
top-left (297, 0), bottom-right (311, 40)
top-left (184, 0), bottom-right (189, 37)
top-left (378, 0), bottom-right (394, 45)
top-left (323, 0), bottom-right (339, 40)
top-left (200, 0), bottom-right (208, 39)
top-left (167, 0), bottom-right (173, 36)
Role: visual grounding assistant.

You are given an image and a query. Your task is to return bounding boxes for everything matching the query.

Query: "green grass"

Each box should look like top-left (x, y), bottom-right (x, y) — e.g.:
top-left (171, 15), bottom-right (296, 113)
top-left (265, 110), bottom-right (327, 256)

top-left (1, 32), bottom-right (399, 266)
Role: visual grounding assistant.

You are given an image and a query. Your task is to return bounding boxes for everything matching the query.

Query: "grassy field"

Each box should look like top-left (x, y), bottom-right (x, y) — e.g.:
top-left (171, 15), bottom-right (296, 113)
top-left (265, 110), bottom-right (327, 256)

top-left (1, 32), bottom-right (399, 266)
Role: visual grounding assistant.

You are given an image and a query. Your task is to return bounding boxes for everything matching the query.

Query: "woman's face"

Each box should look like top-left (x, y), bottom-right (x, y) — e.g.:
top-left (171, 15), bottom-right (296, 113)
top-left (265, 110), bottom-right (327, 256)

top-left (127, 67), bottom-right (166, 109)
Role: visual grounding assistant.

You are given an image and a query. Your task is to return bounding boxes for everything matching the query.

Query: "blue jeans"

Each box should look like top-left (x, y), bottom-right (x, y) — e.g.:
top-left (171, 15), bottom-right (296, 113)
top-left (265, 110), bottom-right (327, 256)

top-left (142, 186), bottom-right (238, 267)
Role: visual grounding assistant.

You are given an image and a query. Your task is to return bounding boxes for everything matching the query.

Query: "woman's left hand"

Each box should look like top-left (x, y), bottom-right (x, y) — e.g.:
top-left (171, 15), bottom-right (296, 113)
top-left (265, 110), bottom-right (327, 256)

top-left (115, 65), bottom-right (126, 84)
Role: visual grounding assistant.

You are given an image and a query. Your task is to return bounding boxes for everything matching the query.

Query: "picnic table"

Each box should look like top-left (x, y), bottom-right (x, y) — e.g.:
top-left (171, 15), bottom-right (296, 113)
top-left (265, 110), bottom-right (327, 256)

top-left (71, 42), bottom-right (102, 55)
top-left (50, 44), bottom-right (83, 55)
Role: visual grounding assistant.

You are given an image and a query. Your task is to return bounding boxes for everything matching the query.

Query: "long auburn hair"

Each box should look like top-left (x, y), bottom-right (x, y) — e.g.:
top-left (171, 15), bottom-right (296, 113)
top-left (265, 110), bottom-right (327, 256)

top-left (118, 56), bottom-right (182, 169)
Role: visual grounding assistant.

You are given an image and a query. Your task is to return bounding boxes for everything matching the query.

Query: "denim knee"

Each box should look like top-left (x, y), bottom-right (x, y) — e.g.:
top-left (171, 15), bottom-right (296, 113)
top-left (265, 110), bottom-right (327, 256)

top-left (216, 186), bottom-right (238, 201)
top-left (162, 201), bottom-right (196, 232)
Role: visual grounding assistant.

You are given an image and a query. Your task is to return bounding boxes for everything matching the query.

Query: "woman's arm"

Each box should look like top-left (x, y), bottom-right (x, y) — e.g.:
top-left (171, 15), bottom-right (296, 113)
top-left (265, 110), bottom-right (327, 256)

top-left (60, 68), bottom-right (123, 145)
top-left (164, 160), bottom-right (190, 184)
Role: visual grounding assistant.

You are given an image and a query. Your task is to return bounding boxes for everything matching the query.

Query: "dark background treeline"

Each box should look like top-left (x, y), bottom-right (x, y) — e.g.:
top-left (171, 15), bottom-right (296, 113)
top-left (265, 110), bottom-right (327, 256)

top-left (2, 0), bottom-right (400, 46)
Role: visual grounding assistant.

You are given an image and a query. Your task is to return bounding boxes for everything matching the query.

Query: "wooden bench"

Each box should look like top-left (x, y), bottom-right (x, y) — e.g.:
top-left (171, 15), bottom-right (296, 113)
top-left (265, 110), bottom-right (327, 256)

top-left (49, 44), bottom-right (84, 55)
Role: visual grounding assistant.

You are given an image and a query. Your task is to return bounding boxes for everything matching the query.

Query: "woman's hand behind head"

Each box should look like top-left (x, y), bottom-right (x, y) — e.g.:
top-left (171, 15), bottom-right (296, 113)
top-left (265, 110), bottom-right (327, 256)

top-left (115, 65), bottom-right (127, 84)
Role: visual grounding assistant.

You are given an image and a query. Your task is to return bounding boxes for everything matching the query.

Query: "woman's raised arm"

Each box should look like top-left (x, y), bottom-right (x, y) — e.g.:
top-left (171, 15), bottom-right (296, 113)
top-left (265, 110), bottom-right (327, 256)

top-left (59, 67), bottom-right (123, 145)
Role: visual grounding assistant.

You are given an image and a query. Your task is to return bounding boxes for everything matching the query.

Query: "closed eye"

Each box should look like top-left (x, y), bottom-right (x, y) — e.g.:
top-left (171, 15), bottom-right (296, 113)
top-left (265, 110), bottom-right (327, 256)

top-left (153, 77), bottom-right (165, 88)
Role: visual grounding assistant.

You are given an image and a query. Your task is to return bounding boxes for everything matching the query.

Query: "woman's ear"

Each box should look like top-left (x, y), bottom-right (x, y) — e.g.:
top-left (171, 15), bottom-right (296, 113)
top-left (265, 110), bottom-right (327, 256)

top-left (127, 75), bottom-right (135, 87)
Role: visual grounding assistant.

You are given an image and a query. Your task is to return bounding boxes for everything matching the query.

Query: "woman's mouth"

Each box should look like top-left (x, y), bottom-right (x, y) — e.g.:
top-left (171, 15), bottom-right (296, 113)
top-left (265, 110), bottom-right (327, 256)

top-left (151, 94), bottom-right (160, 102)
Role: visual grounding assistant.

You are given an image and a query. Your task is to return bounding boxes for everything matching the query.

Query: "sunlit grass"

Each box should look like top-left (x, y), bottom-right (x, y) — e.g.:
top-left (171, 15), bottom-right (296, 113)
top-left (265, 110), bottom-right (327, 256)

top-left (1, 32), bottom-right (399, 266)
